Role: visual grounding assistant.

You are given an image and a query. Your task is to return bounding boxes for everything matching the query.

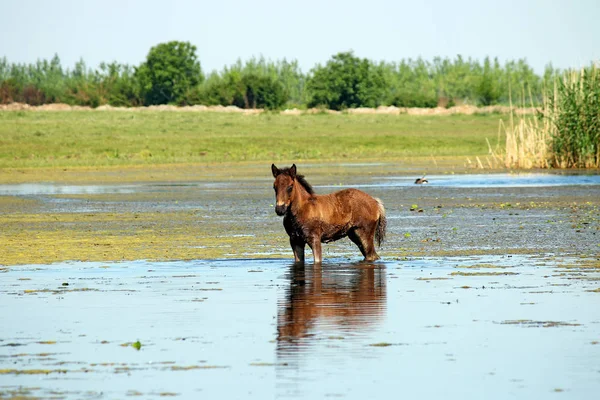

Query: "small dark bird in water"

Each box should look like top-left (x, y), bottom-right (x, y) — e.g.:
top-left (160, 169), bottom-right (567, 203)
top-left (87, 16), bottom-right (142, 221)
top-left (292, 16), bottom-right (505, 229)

top-left (414, 176), bottom-right (429, 184)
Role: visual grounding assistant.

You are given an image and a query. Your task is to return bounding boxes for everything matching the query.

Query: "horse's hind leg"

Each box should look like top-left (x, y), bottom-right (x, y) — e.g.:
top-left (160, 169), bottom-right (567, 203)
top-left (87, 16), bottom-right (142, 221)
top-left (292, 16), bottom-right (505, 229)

top-left (349, 226), bottom-right (379, 261)
top-left (348, 229), bottom-right (368, 258)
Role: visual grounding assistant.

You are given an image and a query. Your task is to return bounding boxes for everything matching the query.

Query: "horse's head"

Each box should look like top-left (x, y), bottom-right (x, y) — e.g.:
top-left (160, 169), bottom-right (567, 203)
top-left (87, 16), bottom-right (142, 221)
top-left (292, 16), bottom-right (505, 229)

top-left (271, 163), bottom-right (297, 216)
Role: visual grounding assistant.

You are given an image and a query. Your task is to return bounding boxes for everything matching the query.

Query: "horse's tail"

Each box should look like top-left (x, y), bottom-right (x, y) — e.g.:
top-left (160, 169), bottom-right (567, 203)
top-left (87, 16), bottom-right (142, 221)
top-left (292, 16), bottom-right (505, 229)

top-left (375, 198), bottom-right (387, 247)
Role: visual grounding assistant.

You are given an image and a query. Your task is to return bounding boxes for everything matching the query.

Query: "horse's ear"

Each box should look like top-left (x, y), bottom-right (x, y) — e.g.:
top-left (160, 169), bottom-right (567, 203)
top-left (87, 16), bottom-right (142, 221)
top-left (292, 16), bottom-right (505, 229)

top-left (271, 164), bottom-right (279, 178)
top-left (290, 164), bottom-right (297, 178)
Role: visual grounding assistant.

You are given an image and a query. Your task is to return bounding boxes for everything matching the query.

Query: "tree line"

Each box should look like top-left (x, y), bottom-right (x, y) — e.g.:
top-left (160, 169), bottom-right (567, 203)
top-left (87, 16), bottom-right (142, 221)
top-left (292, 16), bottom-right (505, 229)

top-left (0, 41), bottom-right (560, 110)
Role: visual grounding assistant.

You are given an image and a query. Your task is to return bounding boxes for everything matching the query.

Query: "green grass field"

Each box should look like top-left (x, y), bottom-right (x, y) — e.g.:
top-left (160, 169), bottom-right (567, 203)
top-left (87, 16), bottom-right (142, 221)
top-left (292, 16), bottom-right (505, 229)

top-left (0, 111), bottom-right (503, 169)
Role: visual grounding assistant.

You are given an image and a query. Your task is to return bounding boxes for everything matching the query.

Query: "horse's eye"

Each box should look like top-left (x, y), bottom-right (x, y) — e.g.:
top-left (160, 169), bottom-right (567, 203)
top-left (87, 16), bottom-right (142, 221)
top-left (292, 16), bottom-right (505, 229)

top-left (286, 185), bottom-right (293, 194)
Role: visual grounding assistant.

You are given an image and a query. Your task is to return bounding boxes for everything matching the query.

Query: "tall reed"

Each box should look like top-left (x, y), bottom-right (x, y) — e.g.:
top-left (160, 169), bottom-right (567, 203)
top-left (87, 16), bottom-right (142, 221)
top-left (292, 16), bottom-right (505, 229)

top-left (501, 64), bottom-right (599, 169)
top-left (544, 65), bottom-right (600, 168)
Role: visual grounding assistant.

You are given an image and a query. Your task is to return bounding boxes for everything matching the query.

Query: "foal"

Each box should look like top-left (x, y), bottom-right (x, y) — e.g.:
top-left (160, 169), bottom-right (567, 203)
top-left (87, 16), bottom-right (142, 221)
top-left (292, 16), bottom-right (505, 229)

top-left (272, 164), bottom-right (386, 264)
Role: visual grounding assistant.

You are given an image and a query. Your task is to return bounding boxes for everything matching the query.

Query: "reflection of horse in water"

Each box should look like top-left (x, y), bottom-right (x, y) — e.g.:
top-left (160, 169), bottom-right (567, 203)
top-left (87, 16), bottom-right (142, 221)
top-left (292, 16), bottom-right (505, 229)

top-left (277, 263), bottom-right (386, 346)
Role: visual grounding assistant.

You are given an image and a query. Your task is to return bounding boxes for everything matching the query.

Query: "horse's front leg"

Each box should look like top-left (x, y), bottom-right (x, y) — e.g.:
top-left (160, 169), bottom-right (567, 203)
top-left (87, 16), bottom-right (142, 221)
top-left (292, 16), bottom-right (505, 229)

top-left (308, 238), bottom-right (322, 265)
top-left (290, 238), bottom-right (305, 264)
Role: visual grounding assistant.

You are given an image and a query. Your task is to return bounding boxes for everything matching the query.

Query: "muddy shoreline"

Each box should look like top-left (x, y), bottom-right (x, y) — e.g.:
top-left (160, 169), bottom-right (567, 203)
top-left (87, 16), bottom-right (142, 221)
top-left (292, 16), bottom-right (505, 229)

top-left (1, 166), bottom-right (598, 266)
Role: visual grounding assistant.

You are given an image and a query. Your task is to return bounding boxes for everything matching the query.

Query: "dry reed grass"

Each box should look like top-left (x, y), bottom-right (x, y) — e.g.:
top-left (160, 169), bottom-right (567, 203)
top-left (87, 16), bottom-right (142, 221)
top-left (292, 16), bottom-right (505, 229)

top-left (500, 107), bottom-right (551, 169)
top-left (485, 88), bottom-right (549, 169)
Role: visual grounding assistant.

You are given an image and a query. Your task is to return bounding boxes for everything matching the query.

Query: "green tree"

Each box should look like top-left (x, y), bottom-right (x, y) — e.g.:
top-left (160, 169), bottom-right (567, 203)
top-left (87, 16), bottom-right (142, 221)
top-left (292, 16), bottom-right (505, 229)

top-left (98, 62), bottom-right (141, 106)
top-left (275, 59), bottom-right (305, 106)
top-left (239, 73), bottom-right (287, 109)
top-left (306, 51), bottom-right (385, 110)
top-left (198, 69), bottom-right (245, 106)
top-left (435, 55), bottom-right (479, 104)
top-left (64, 58), bottom-right (101, 107)
top-left (32, 54), bottom-right (66, 104)
top-left (135, 41), bottom-right (203, 105)
top-left (197, 58), bottom-right (291, 109)
top-left (476, 57), bottom-right (502, 105)
top-left (385, 58), bottom-right (438, 108)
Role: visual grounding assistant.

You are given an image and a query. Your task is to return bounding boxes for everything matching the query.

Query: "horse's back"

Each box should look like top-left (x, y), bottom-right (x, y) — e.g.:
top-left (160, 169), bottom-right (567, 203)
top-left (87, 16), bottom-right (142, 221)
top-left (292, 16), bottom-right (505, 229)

top-left (331, 188), bottom-right (383, 220)
top-left (335, 188), bottom-right (379, 205)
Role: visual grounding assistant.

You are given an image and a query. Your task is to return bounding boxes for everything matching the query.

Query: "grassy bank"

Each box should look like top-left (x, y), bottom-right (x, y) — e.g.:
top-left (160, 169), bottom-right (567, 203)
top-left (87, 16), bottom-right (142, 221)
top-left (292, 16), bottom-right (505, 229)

top-left (0, 111), bottom-right (501, 171)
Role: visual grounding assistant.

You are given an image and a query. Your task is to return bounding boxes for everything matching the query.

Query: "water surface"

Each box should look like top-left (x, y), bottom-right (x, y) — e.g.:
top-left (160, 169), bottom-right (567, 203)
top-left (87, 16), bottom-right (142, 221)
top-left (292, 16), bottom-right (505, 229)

top-left (1, 255), bottom-right (599, 399)
top-left (378, 173), bottom-right (600, 188)
top-left (2, 173), bottom-right (599, 196)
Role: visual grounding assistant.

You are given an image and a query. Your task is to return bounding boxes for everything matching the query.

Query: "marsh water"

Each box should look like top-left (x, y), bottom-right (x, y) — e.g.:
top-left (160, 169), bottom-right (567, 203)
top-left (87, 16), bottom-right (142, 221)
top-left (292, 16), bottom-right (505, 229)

top-left (1, 171), bottom-right (600, 399)
top-left (2, 172), bottom-right (600, 196)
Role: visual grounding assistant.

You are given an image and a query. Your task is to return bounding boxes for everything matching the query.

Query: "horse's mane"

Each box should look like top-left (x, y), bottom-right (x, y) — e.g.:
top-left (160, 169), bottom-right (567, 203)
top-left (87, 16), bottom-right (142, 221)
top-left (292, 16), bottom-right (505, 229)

top-left (296, 175), bottom-right (315, 195)
top-left (279, 167), bottom-right (315, 195)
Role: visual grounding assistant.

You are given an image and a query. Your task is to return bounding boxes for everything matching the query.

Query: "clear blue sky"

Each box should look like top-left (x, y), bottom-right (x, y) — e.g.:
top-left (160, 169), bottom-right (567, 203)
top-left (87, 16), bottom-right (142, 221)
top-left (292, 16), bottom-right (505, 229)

top-left (1, 0), bottom-right (598, 74)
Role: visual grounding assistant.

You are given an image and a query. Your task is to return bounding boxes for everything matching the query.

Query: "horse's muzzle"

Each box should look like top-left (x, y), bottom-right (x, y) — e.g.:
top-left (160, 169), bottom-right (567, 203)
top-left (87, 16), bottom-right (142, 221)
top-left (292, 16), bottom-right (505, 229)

top-left (275, 205), bottom-right (287, 216)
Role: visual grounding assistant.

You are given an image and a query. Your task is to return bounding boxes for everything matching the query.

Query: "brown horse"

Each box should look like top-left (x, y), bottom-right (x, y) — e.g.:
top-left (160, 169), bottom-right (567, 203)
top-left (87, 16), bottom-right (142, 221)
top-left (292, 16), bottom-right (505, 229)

top-left (271, 164), bottom-right (386, 263)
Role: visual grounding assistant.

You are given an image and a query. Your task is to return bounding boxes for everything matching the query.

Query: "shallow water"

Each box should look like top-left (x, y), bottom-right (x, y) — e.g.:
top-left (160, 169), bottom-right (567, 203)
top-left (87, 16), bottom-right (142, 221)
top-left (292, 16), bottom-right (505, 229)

top-left (1, 255), bottom-right (599, 399)
top-left (1, 169), bottom-right (599, 398)
top-left (374, 173), bottom-right (600, 188)
top-left (1, 172), bottom-right (599, 196)
top-left (0, 183), bottom-right (139, 196)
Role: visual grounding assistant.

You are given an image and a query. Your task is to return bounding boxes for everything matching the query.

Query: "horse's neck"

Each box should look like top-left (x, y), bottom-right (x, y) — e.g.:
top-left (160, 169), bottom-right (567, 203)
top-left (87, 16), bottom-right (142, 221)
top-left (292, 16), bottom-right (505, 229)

top-left (290, 181), bottom-right (313, 213)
